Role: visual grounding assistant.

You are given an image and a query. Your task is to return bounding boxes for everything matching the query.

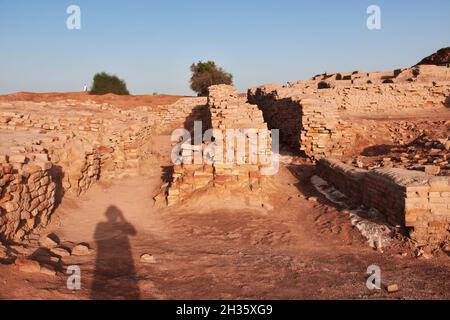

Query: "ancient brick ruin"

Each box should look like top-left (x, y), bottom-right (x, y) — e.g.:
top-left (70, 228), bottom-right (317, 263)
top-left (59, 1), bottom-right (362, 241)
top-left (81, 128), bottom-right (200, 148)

top-left (0, 65), bottom-right (449, 251)
top-left (316, 158), bottom-right (449, 246)
top-left (249, 65), bottom-right (450, 159)
top-left (160, 84), bottom-right (274, 206)
top-left (248, 64), bottom-right (450, 248)
top-left (0, 98), bottom-right (206, 241)
top-left (248, 87), bottom-right (356, 159)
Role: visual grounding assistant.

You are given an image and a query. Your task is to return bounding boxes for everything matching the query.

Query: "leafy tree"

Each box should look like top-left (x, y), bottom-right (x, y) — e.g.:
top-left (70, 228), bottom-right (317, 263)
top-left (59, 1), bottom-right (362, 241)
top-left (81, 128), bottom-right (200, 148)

top-left (90, 72), bottom-right (130, 95)
top-left (190, 61), bottom-right (233, 96)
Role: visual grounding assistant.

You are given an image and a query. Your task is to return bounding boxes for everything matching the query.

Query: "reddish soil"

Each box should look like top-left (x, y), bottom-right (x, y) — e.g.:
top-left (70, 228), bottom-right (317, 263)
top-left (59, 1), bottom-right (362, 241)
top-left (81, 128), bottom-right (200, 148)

top-left (0, 161), bottom-right (448, 300)
top-left (0, 92), bottom-right (185, 110)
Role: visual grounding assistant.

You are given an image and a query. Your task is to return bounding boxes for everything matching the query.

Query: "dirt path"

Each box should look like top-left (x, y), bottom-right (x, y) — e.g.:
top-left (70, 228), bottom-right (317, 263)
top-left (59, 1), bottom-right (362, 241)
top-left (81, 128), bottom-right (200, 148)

top-left (0, 165), bottom-right (448, 300)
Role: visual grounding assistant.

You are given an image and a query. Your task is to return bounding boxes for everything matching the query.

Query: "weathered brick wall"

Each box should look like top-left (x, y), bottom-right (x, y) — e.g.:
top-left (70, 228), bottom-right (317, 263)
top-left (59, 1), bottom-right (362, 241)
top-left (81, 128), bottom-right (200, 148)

top-left (248, 85), bottom-right (302, 150)
top-left (291, 65), bottom-right (450, 91)
top-left (0, 98), bottom-right (206, 192)
top-left (316, 158), bottom-right (450, 246)
top-left (143, 98), bottom-right (208, 134)
top-left (0, 97), bottom-right (214, 238)
top-left (286, 67), bottom-right (450, 114)
top-left (161, 85), bottom-right (273, 206)
top-left (300, 99), bottom-right (355, 158)
top-left (315, 158), bottom-right (366, 203)
top-left (249, 86), bottom-right (355, 159)
top-left (0, 160), bottom-right (55, 241)
top-left (327, 82), bottom-right (449, 114)
top-left (252, 82), bottom-right (449, 115)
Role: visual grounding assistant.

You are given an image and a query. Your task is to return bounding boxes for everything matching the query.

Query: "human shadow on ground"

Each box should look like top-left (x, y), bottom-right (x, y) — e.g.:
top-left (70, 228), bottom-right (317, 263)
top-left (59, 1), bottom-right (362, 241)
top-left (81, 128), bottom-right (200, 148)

top-left (90, 205), bottom-right (140, 300)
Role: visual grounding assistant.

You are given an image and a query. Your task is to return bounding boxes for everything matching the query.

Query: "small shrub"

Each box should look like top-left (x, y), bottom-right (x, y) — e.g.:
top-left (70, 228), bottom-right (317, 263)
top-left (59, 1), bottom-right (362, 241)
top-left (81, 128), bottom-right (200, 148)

top-left (90, 72), bottom-right (130, 95)
top-left (190, 61), bottom-right (233, 96)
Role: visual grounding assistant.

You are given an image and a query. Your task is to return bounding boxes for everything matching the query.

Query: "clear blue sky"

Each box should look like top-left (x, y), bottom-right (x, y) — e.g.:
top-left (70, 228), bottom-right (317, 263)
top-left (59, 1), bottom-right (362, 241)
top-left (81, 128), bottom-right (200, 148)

top-left (0, 0), bottom-right (449, 95)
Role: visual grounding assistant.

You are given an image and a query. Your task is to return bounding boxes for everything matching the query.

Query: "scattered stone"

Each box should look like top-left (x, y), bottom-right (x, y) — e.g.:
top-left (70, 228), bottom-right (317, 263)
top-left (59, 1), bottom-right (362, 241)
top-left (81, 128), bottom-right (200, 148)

top-left (8, 245), bottom-right (35, 256)
top-left (39, 264), bottom-right (57, 276)
top-left (424, 165), bottom-right (440, 175)
top-left (421, 253), bottom-right (433, 260)
top-left (307, 196), bottom-right (318, 202)
top-left (50, 247), bottom-right (71, 257)
top-left (15, 257), bottom-right (41, 273)
top-left (71, 243), bottom-right (91, 256)
top-left (0, 245), bottom-right (7, 259)
top-left (415, 248), bottom-right (424, 257)
top-left (444, 140), bottom-right (450, 151)
top-left (140, 253), bottom-right (156, 264)
top-left (386, 284), bottom-right (399, 293)
top-left (39, 234), bottom-right (59, 249)
top-left (8, 154), bottom-right (27, 164)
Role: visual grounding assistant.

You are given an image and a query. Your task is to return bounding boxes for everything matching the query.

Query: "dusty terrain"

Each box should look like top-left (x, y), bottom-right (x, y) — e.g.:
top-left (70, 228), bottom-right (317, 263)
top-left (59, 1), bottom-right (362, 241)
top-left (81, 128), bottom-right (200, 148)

top-left (1, 161), bottom-right (449, 300)
top-left (0, 92), bottom-right (184, 110)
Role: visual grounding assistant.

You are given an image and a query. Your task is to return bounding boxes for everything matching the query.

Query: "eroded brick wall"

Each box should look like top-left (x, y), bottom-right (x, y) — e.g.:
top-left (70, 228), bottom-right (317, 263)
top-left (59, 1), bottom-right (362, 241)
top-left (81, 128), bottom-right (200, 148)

top-left (144, 97), bottom-right (208, 134)
top-left (316, 158), bottom-right (450, 246)
top-left (249, 87), bottom-right (355, 159)
top-left (0, 97), bottom-right (210, 239)
top-left (0, 160), bottom-right (55, 241)
top-left (161, 85), bottom-right (274, 206)
top-left (318, 83), bottom-right (449, 114)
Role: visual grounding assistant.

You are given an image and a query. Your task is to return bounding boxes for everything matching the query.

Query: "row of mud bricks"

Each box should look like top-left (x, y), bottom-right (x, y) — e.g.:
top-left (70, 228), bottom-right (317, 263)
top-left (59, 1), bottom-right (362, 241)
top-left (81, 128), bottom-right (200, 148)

top-left (144, 97), bottom-right (208, 135)
top-left (290, 64), bottom-right (450, 89)
top-left (161, 85), bottom-right (273, 206)
top-left (316, 158), bottom-right (450, 248)
top-left (0, 132), bottom-right (150, 242)
top-left (248, 86), bottom-right (355, 159)
top-left (0, 139), bottom-right (148, 241)
top-left (0, 97), bottom-right (223, 240)
top-left (0, 159), bottom-right (55, 242)
top-left (291, 82), bottom-right (450, 113)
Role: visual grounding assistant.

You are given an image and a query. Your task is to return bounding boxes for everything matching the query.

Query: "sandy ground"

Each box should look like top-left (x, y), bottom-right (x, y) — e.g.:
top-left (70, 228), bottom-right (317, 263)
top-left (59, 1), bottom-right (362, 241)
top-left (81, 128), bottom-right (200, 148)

top-left (0, 162), bottom-right (448, 300)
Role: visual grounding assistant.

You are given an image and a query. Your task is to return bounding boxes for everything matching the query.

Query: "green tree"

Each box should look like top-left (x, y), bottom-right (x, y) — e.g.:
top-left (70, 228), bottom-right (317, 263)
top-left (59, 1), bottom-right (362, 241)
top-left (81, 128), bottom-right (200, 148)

top-left (190, 61), bottom-right (233, 96)
top-left (90, 72), bottom-right (130, 95)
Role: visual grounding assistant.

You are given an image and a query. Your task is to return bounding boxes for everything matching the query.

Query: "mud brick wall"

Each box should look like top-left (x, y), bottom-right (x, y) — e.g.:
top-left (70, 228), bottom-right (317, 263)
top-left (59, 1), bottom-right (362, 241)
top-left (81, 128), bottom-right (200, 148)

top-left (300, 99), bottom-right (355, 159)
top-left (0, 160), bottom-right (56, 241)
top-left (208, 85), bottom-right (271, 156)
top-left (315, 158), bottom-right (366, 203)
top-left (362, 170), bottom-right (412, 227)
top-left (164, 163), bottom-right (214, 205)
top-left (365, 169), bottom-right (450, 246)
top-left (277, 82), bottom-right (448, 115)
top-left (161, 85), bottom-right (273, 206)
top-left (283, 69), bottom-right (450, 115)
top-left (317, 158), bottom-right (450, 246)
top-left (249, 86), bottom-right (355, 159)
top-left (0, 97), bottom-right (216, 236)
top-left (333, 82), bottom-right (450, 114)
top-left (49, 138), bottom-right (101, 195)
top-left (143, 98), bottom-right (209, 134)
top-left (290, 65), bottom-right (450, 93)
top-left (248, 85), bottom-right (302, 151)
top-left (1, 98), bottom-right (213, 204)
